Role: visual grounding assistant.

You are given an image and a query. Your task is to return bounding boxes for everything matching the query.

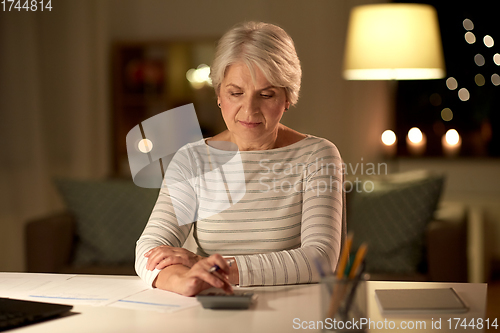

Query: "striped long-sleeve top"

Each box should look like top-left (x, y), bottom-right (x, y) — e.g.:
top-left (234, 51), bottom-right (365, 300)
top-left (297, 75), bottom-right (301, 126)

top-left (135, 135), bottom-right (345, 287)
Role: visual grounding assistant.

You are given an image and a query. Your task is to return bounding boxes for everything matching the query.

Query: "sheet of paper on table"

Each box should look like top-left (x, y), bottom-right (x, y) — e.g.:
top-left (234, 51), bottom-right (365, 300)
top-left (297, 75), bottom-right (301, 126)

top-left (0, 273), bottom-right (200, 312)
top-left (23, 276), bottom-right (149, 306)
top-left (0, 273), bottom-right (76, 298)
top-left (109, 289), bottom-right (200, 313)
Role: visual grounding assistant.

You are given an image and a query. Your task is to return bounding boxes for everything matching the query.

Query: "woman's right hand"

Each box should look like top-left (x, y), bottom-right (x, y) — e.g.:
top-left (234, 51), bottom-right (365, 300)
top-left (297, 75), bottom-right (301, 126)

top-left (154, 254), bottom-right (233, 297)
top-left (144, 245), bottom-right (202, 271)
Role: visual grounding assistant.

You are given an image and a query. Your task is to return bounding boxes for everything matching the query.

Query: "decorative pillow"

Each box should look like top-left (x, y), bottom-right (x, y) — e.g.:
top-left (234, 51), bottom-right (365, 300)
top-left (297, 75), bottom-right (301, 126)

top-left (345, 170), bottom-right (444, 274)
top-left (55, 179), bottom-right (159, 265)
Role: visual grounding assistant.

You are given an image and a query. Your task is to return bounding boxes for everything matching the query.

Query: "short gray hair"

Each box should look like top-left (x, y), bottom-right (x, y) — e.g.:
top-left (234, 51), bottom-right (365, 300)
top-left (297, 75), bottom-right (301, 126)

top-left (210, 21), bottom-right (302, 106)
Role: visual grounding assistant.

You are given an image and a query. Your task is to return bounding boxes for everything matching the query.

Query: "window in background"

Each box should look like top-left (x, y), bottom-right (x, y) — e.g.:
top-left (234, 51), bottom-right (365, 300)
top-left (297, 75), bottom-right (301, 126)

top-left (395, 1), bottom-right (500, 157)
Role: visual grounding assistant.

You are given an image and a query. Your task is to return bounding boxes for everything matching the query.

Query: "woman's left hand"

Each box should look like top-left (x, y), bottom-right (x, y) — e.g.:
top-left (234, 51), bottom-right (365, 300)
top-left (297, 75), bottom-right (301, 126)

top-left (145, 245), bottom-right (202, 271)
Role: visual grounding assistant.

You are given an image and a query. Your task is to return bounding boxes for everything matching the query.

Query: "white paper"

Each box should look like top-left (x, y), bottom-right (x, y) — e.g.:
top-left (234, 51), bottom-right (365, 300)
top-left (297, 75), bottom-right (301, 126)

top-left (109, 288), bottom-right (200, 313)
top-left (0, 273), bottom-right (198, 313)
top-left (0, 272), bottom-right (75, 298)
top-left (24, 276), bottom-right (148, 306)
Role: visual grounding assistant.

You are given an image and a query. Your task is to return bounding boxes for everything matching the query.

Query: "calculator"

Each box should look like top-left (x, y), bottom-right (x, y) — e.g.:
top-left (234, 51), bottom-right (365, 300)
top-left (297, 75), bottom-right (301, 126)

top-left (196, 292), bottom-right (255, 309)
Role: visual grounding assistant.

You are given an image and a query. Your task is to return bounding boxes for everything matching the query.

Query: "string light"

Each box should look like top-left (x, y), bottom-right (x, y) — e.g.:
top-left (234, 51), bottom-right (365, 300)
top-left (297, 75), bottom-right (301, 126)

top-left (474, 54), bottom-right (485, 66)
top-left (441, 108), bottom-right (453, 121)
top-left (463, 18), bottom-right (474, 30)
top-left (492, 74), bottom-right (500, 86)
top-left (494, 54), bottom-right (500, 66)
top-left (465, 31), bottom-right (476, 44)
top-left (475, 74), bottom-right (485, 86)
top-left (446, 77), bottom-right (458, 90)
top-left (458, 88), bottom-right (470, 101)
top-left (484, 35), bottom-right (494, 48)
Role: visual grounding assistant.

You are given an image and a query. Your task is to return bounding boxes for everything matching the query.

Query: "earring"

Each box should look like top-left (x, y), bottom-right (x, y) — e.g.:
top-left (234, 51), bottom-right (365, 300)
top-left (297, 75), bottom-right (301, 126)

top-left (285, 107), bottom-right (289, 111)
top-left (218, 103), bottom-right (221, 108)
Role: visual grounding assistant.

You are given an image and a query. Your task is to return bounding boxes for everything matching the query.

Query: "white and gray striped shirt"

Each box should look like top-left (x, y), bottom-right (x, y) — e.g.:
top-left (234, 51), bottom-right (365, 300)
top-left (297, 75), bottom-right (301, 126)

top-left (135, 135), bottom-right (344, 287)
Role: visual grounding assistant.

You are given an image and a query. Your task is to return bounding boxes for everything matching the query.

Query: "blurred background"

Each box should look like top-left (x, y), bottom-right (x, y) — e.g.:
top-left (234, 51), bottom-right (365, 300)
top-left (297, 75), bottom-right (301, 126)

top-left (0, 0), bottom-right (499, 312)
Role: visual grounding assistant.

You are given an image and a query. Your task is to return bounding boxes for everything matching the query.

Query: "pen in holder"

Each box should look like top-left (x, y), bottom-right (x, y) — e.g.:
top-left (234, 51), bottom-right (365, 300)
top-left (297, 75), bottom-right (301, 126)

top-left (340, 264), bottom-right (366, 320)
top-left (316, 237), bottom-right (368, 331)
top-left (321, 274), bottom-right (368, 331)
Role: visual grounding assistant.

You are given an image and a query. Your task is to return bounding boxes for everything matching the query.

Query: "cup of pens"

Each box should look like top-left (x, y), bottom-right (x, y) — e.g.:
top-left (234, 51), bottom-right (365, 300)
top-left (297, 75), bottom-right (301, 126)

top-left (319, 236), bottom-right (368, 332)
top-left (321, 274), bottom-right (367, 332)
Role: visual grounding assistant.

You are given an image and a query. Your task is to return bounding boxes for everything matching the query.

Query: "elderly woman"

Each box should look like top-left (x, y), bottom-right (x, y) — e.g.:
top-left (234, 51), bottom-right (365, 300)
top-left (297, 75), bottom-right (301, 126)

top-left (135, 21), bottom-right (344, 296)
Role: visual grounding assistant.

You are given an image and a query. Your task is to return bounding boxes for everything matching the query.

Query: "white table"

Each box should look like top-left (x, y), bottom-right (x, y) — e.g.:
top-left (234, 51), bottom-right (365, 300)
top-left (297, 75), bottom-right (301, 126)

top-left (3, 275), bottom-right (488, 333)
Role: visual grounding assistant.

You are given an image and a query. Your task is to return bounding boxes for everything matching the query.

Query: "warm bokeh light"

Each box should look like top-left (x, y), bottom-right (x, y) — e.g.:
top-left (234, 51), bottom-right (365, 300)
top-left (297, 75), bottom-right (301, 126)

top-left (474, 54), bottom-right (485, 66)
top-left (446, 77), bottom-right (458, 90)
top-left (458, 88), bottom-right (470, 101)
top-left (484, 35), bottom-right (494, 48)
top-left (138, 139), bottom-right (153, 153)
top-left (445, 129), bottom-right (460, 146)
top-left (475, 74), bottom-right (486, 86)
top-left (494, 54), bottom-right (500, 66)
top-left (408, 127), bottom-right (423, 143)
top-left (441, 108), bottom-right (453, 121)
top-left (492, 74), bottom-right (500, 86)
top-left (465, 32), bottom-right (476, 44)
top-left (442, 129), bottom-right (461, 157)
top-left (381, 130), bottom-right (397, 146)
top-left (463, 18), bottom-right (474, 31)
top-left (186, 64), bottom-right (212, 88)
top-left (406, 127), bottom-right (426, 155)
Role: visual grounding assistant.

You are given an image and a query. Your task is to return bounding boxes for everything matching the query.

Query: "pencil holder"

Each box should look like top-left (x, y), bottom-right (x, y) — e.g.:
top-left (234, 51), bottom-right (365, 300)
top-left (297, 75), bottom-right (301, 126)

top-left (320, 275), bottom-right (368, 332)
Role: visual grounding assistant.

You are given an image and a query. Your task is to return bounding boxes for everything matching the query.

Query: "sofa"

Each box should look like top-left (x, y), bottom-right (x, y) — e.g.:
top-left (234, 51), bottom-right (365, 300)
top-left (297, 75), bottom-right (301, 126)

top-left (24, 172), bottom-right (476, 282)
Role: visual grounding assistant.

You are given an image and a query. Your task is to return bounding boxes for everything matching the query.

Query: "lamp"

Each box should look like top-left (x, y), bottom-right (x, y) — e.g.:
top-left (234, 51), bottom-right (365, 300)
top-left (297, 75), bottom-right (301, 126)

top-left (343, 3), bottom-right (445, 80)
top-left (343, 3), bottom-right (446, 156)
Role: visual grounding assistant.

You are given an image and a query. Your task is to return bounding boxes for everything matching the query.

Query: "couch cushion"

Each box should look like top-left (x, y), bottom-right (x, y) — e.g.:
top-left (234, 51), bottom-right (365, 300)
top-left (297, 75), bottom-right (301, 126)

top-left (346, 170), bottom-right (444, 274)
top-left (55, 179), bottom-right (159, 265)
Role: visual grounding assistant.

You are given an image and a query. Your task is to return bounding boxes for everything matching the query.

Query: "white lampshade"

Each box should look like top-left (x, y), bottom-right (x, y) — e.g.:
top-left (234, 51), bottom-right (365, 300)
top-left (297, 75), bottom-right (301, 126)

top-left (343, 3), bottom-right (445, 80)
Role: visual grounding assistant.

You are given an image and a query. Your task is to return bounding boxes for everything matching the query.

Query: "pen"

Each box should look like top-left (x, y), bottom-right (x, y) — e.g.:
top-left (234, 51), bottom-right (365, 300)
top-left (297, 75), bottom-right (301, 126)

top-left (328, 234), bottom-right (370, 319)
top-left (341, 261), bottom-right (366, 320)
top-left (313, 257), bottom-right (327, 279)
top-left (344, 255), bottom-right (355, 278)
top-left (336, 233), bottom-right (353, 279)
top-left (348, 243), bottom-right (368, 279)
top-left (315, 257), bottom-right (334, 295)
top-left (208, 259), bottom-right (235, 273)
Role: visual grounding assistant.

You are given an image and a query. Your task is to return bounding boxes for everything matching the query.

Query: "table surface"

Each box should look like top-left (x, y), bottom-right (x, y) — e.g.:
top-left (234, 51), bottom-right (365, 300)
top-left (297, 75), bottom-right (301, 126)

top-left (5, 275), bottom-right (488, 333)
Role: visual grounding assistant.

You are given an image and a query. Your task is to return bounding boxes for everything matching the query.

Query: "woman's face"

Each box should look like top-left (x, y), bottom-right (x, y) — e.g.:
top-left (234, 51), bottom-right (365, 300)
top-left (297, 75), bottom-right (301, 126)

top-left (218, 62), bottom-right (289, 146)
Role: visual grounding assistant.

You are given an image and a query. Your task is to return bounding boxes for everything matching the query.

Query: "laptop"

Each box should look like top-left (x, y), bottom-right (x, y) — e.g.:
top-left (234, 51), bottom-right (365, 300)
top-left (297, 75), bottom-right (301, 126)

top-left (0, 297), bottom-right (73, 331)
